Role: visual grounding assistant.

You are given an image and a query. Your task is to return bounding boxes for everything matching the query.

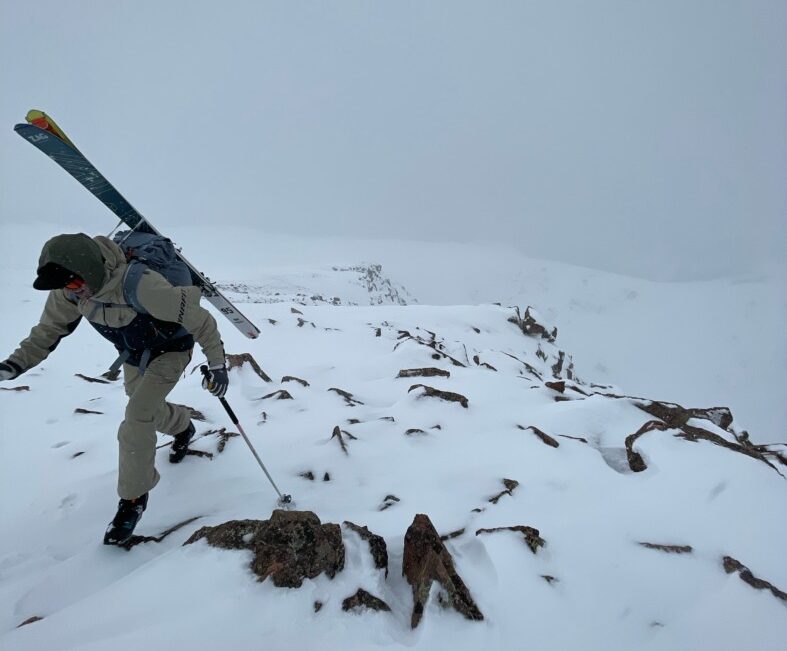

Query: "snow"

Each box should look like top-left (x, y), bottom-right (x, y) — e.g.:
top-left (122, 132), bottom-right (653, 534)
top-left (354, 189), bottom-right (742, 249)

top-left (1, 221), bottom-right (786, 650)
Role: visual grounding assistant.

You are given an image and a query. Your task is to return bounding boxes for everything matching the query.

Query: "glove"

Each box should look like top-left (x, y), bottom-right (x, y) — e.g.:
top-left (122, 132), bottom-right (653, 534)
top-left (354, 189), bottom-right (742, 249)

top-left (0, 360), bottom-right (20, 381)
top-left (201, 364), bottom-right (229, 398)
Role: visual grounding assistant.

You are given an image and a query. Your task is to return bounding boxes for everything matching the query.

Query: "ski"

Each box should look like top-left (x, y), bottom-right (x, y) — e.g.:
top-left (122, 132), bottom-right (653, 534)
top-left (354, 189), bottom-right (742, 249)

top-left (14, 110), bottom-right (260, 339)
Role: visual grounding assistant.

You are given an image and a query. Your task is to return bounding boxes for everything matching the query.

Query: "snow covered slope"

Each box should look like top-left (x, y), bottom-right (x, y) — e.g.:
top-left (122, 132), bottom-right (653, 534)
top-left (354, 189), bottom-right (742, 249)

top-left (1, 222), bottom-right (785, 650)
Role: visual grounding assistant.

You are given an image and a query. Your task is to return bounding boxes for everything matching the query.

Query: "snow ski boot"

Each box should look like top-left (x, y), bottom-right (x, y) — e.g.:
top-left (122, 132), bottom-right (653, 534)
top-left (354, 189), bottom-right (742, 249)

top-left (103, 493), bottom-right (148, 545)
top-left (169, 421), bottom-right (195, 464)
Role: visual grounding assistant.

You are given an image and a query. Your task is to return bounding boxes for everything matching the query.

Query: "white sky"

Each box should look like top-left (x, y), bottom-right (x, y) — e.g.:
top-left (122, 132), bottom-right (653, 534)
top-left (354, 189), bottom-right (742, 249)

top-left (1, 0), bottom-right (785, 280)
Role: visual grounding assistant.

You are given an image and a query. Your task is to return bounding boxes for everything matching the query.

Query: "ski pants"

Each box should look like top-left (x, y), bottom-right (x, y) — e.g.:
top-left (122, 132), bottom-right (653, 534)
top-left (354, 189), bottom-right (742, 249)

top-left (117, 350), bottom-right (193, 500)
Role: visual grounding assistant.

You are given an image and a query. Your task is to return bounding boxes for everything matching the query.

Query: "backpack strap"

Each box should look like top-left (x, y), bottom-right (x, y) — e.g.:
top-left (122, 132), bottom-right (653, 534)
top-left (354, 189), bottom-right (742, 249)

top-left (122, 261), bottom-right (150, 314)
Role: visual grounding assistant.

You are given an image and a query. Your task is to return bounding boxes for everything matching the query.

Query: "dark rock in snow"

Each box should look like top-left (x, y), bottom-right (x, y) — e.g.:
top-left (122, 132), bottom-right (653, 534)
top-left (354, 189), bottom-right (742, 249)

top-left (331, 426), bottom-right (357, 455)
top-left (74, 373), bottom-right (111, 384)
top-left (508, 306), bottom-right (557, 342)
top-left (74, 408), bottom-right (103, 415)
top-left (328, 387), bottom-right (364, 406)
top-left (397, 367), bottom-right (451, 379)
top-left (476, 525), bottom-right (545, 554)
top-left (488, 478), bottom-right (519, 504)
top-left (259, 389), bottom-right (294, 401)
top-left (517, 425), bottom-right (560, 448)
top-left (343, 521), bottom-right (389, 576)
top-left (638, 542), bottom-right (693, 554)
top-left (723, 556), bottom-right (787, 602)
top-left (403, 514), bottom-right (484, 628)
top-left (225, 353), bottom-right (272, 383)
top-left (408, 384), bottom-right (469, 408)
top-left (379, 494), bottom-right (400, 511)
top-left (625, 420), bottom-right (670, 472)
top-left (342, 588), bottom-right (391, 613)
top-left (17, 616), bottom-right (44, 628)
top-left (184, 510), bottom-right (345, 588)
top-left (282, 375), bottom-right (310, 387)
top-left (0, 385), bottom-right (31, 392)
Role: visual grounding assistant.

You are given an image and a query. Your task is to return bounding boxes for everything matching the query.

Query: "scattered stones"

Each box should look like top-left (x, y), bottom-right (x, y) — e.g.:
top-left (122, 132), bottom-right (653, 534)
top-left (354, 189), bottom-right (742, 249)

top-left (259, 389), bottom-right (294, 401)
top-left (397, 367), bottom-right (451, 379)
top-left (342, 588), bottom-right (391, 613)
top-left (634, 399), bottom-right (733, 431)
top-left (536, 346), bottom-right (547, 362)
top-left (282, 375), bottom-right (310, 387)
top-left (184, 510), bottom-right (345, 588)
top-left (74, 373), bottom-right (111, 384)
top-left (297, 318), bottom-right (316, 328)
top-left (328, 387), bottom-right (364, 406)
top-left (379, 495), bottom-right (400, 511)
top-left (403, 514), bottom-right (484, 629)
top-left (489, 478), bottom-right (519, 504)
top-left (17, 616), bottom-right (43, 628)
top-left (331, 426), bottom-right (358, 455)
top-left (0, 385), bottom-right (31, 392)
top-left (225, 353), bottom-right (272, 383)
top-left (299, 471), bottom-right (316, 481)
top-left (343, 521), bottom-right (389, 575)
top-left (408, 384), bottom-right (469, 409)
top-left (74, 407), bottom-right (103, 415)
top-left (508, 306), bottom-right (557, 342)
top-left (517, 425), bottom-right (559, 448)
top-left (638, 542), bottom-right (693, 554)
top-left (476, 525), bottom-right (545, 554)
top-left (723, 556), bottom-right (787, 602)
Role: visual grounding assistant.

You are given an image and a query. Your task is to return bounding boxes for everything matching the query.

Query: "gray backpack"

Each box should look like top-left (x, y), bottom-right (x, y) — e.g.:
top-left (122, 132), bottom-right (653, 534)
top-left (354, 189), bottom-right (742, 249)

top-left (113, 230), bottom-right (193, 313)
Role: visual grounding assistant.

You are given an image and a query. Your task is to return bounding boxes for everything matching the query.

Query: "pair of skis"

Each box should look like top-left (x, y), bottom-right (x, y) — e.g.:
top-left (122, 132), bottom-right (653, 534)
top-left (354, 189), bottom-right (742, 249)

top-left (14, 110), bottom-right (260, 339)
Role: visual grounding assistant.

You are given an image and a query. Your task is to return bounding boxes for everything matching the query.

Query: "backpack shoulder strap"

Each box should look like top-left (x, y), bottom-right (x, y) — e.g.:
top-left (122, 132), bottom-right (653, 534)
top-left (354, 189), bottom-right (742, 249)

top-left (122, 261), bottom-right (150, 314)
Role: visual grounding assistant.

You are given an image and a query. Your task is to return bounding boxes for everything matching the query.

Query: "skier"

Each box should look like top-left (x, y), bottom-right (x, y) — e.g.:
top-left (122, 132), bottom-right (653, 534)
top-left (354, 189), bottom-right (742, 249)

top-left (0, 233), bottom-right (229, 545)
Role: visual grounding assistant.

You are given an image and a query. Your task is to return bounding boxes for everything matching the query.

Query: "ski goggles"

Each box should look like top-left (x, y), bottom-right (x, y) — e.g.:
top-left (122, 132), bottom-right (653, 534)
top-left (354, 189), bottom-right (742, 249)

top-left (65, 276), bottom-right (86, 290)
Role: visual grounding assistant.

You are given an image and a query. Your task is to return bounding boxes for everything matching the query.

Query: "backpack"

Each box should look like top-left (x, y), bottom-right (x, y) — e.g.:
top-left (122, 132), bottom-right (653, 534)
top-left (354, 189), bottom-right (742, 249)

top-left (113, 230), bottom-right (194, 314)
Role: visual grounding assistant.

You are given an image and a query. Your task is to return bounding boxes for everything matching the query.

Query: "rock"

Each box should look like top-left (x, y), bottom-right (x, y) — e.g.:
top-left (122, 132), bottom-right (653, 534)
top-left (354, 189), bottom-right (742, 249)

top-left (184, 510), bottom-right (345, 588)
top-left (225, 352), bottom-right (272, 383)
top-left (379, 494), bottom-right (400, 511)
top-left (74, 408), bottom-right (103, 415)
top-left (517, 425), bottom-right (559, 448)
top-left (0, 385), bottom-right (31, 392)
top-left (403, 514), bottom-right (483, 628)
top-left (638, 542), bottom-right (693, 554)
top-left (508, 306), bottom-right (557, 342)
top-left (314, 601), bottom-right (323, 613)
top-left (17, 616), bottom-right (43, 628)
top-left (476, 525), bottom-right (545, 554)
top-left (259, 389), bottom-right (294, 401)
top-left (328, 387), bottom-right (364, 406)
top-left (488, 478), bottom-right (519, 504)
top-left (74, 373), bottom-right (111, 384)
top-left (545, 380), bottom-right (565, 393)
top-left (342, 588), bottom-right (391, 613)
top-left (408, 384), bottom-right (469, 408)
top-left (282, 375), bottom-right (310, 387)
top-left (331, 426), bottom-right (357, 455)
top-left (625, 420), bottom-right (670, 472)
top-left (723, 556), bottom-right (787, 602)
top-left (343, 521), bottom-right (388, 576)
top-left (397, 367), bottom-right (451, 379)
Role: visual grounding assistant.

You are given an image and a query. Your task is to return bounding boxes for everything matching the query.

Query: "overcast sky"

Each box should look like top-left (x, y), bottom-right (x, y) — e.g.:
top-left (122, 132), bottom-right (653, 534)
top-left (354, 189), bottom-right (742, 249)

top-left (1, 1), bottom-right (784, 280)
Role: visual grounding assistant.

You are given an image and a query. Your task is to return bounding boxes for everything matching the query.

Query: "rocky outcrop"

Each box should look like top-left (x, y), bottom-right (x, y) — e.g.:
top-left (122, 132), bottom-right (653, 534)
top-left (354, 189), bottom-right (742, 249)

top-left (408, 384), bottom-right (469, 408)
top-left (508, 306), bottom-right (557, 342)
top-left (517, 425), bottom-right (559, 448)
top-left (488, 478), bottom-right (519, 504)
top-left (397, 367), bottom-right (451, 379)
top-left (402, 514), bottom-right (484, 629)
top-left (184, 510), bottom-right (344, 588)
top-left (476, 526), bottom-right (545, 554)
top-left (225, 352), bottom-right (272, 382)
top-left (342, 588), bottom-right (391, 613)
top-left (343, 521), bottom-right (388, 576)
top-left (723, 556), bottom-right (787, 602)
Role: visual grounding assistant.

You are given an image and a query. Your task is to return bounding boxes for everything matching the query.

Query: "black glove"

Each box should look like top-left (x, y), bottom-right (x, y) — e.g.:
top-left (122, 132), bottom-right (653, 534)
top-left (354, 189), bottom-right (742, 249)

top-left (0, 360), bottom-right (21, 381)
top-left (201, 364), bottom-right (229, 398)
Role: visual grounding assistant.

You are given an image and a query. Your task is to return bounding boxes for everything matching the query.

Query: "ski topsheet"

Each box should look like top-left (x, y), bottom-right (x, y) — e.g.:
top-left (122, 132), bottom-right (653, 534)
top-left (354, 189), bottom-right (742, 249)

top-left (14, 110), bottom-right (260, 339)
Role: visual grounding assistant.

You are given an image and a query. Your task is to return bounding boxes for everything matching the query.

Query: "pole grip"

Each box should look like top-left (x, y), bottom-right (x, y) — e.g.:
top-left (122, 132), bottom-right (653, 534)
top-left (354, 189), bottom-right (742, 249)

top-left (201, 364), bottom-right (239, 425)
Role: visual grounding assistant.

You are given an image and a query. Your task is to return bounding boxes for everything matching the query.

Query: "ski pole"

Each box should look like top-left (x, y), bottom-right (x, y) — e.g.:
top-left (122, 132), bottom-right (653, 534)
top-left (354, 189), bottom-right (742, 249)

top-left (201, 365), bottom-right (293, 508)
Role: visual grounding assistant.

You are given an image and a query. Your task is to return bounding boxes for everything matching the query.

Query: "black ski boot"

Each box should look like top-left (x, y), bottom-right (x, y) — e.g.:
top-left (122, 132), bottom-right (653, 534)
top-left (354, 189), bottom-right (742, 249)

top-left (169, 421), bottom-right (195, 464)
top-left (103, 493), bottom-right (148, 545)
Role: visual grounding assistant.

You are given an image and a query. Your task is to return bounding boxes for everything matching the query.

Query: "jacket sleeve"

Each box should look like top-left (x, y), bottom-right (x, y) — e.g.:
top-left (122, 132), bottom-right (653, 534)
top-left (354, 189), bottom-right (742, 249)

top-left (134, 269), bottom-right (226, 367)
top-left (7, 290), bottom-right (82, 375)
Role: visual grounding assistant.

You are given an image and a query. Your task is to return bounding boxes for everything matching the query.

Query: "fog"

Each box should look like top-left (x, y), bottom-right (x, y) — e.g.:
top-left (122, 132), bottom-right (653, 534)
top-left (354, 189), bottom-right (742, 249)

top-left (1, 1), bottom-right (785, 280)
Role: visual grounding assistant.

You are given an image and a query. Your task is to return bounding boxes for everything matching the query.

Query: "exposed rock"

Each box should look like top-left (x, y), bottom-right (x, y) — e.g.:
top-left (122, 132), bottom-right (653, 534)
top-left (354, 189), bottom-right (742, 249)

top-left (259, 389), bottom-right (294, 401)
top-left (314, 601), bottom-right (323, 613)
top-left (17, 616), bottom-right (43, 628)
top-left (508, 306), bottom-right (557, 342)
top-left (397, 367), bottom-right (451, 379)
top-left (331, 426), bottom-right (357, 455)
top-left (299, 471), bottom-right (315, 481)
top-left (408, 384), bottom-right (469, 409)
top-left (558, 434), bottom-right (589, 444)
top-left (71, 451), bottom-right (85, 458)
top-left (542, 575), bottom-right (558, 584)
top-left (545, 380), bottom-right (565, 393)
top-left (291, 307), bottom-right (303, 315)
top-left (517, 425), bottom-right (560, 448)
top-left (282, 375), bottom-right (310, 387)
top-left (74, 407), bottom-right (103, 415)
top-left (0, 385), bottom-right (30, 392)
top-left (501, 352), bottom-right (544, 380)
top-left (403, 514), bottom-right (484, 628)
top-left (379, 494), bottom-right (400, 511)
top-left (225, 353), bottom-right (273, 383)
top-left (342, 588), bottom-right (391, 613)
top-left (216, 428), bottom-right (239, 454)
top-left (476, 525), bottom-right (545, 554)
top-left (638, 542), bottom-right (693, 554)
top-left (121, 516), bottom-right (203, 550)
top-left (440, 528), bottom-right (466, 541)
top-left (394, 331), bottom-right (466, 368)
top-left (323, 472), bottom-right (331, 482)
top-left (405, 428), bottom-right (427, 436)
top-left (723, 556), bottom-right (787, 602)
top-left (489, 478), bottom-right (519, 504)
top-left (346, 418), bottom-right (362, 424)
top-left (184, 510), bottom-right (345, 588)
top-left (74, 373), bottom-right (111, 384)
top-left (328, 387), bottom-right (364, 406)
top-left (625, 420), bottom-right (670, 472)
top-left (472, 355), bottom-right (498, 371)
top-left (343, 521), bottom-right (389, 576)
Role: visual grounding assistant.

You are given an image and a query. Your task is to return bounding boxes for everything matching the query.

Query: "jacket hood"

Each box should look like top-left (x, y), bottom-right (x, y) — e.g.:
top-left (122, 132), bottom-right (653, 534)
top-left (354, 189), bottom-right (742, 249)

top-left (36, 234), bottom-right (127, 294)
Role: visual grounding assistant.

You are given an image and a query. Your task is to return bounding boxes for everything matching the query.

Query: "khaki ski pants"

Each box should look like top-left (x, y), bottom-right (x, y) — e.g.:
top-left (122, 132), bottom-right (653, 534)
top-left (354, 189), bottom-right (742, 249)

top-left (117, 350), bottom-right (192, 499)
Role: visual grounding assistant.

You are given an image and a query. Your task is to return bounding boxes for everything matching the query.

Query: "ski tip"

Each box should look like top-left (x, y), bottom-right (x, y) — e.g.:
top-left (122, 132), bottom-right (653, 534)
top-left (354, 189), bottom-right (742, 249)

top-left (24, 109), bottom-right (77, 149)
